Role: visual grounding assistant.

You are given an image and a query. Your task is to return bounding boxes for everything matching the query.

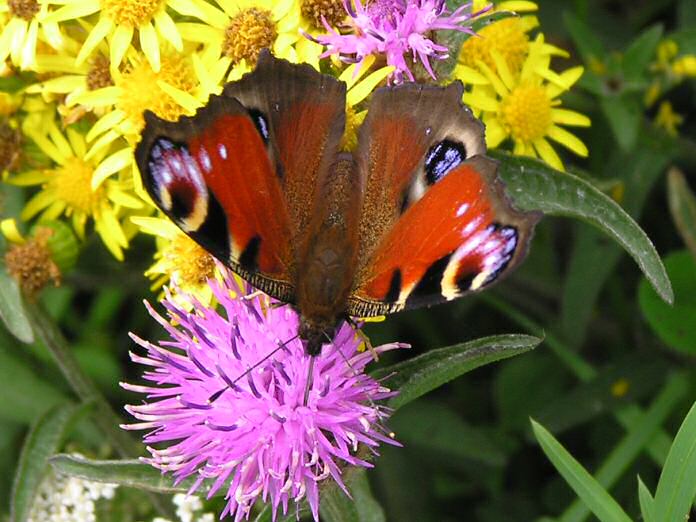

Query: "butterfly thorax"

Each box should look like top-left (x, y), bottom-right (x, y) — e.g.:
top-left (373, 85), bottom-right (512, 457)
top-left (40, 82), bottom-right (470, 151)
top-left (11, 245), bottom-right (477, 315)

top-left (295, 154), bottom-right (362, 355)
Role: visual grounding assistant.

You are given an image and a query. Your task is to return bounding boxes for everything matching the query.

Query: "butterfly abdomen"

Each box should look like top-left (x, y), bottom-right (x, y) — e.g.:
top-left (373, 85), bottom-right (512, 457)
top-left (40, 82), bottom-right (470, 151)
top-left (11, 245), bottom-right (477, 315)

top-left (296, 155), bottom-right (362, 354)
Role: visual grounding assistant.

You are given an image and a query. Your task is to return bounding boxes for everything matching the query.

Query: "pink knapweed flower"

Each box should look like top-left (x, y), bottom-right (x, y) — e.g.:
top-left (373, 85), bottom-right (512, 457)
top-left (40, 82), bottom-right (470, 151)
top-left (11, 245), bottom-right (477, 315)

top-left (311, 0), bottom-right (491, 82)
top-left (122, 273), bottom-right (405, 521)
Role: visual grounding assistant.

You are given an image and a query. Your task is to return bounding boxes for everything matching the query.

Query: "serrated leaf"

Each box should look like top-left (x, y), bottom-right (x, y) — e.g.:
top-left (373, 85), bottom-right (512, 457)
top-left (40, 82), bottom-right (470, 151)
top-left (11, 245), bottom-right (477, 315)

top-left (50, 455), bottom-right (200, 494)
top-left (492, 151), bottom-right (673, 304)
top-left (652, 399), bottom-right (696, 522)
top-left (0, 270), bottom-right (34, 343)
top-left (638, 476), bottom-right (656, 522)
top-left (373, 334), bottom-right (540, 410)
top-left (531, 420), bottom-right (632, 522)
top-left (11, 403), bottom-right (81, 522)
top-left (623, 25), bottom-right (663, 81)
top-left (639, 250), bottom-right (696, 355)
top-left (667, 167), bottom-right (696, 260)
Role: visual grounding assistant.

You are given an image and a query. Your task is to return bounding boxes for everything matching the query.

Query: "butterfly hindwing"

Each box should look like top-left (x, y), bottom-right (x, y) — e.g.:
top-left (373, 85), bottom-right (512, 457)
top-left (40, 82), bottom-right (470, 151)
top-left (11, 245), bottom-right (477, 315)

top-left (348, 84), bottom-right (540, 317)
top-left (135, 95), bottom-right (295, 302)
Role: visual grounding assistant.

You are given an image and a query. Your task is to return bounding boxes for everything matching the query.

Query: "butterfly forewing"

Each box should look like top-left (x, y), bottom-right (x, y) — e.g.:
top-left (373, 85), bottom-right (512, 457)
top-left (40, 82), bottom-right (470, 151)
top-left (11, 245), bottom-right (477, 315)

top-left (223, 51), bottom-right (347, 247)
top-left (136, 96), bottom-right (296, 302)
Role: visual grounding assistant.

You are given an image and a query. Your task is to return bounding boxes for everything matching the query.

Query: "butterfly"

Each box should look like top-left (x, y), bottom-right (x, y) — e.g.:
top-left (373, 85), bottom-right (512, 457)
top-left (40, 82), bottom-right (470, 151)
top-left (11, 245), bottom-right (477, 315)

top-left (135, 50), bottom-right (540, 357)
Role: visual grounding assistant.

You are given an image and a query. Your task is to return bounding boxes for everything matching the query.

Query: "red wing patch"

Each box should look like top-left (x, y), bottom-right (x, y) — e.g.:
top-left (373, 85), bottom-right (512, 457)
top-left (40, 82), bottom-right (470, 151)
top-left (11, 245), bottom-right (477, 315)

top-left (136, 96), bottom-right (295, 301)
top-left (347, 156), bottom-right (538, 317)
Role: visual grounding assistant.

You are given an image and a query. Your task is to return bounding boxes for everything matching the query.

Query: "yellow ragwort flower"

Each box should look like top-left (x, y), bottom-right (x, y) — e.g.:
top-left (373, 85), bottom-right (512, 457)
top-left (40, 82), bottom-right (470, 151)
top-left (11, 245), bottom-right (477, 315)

top-left (654, 101), bottom-right (683, 136)
top-left (0, 0), bottom-right (64, 69)
top-left (7, 117), bottom-right (142, 259)
top-left (175, 0), bottom-right (303, 81)
top-left (461, 1), bottom-right (542, 76)
top-left (458, 34), bottom-right (590, 171)
top-left (41, 0), bottom-right (206, 73)
top-left (132, 215), bottom-right (218, 305)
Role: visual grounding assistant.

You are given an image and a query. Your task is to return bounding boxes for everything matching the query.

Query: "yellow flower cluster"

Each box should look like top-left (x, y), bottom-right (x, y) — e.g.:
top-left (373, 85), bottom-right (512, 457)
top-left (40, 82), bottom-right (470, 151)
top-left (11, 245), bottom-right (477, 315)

top-left (455, 1), bottom-right (590, 170)
top-left (0, 0), bottom-right (589, 301)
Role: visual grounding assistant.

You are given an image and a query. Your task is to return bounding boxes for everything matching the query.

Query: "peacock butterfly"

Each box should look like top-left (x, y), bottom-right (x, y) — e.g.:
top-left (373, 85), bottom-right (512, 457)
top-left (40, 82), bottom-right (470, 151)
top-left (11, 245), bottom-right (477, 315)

top-left (135, 50), bottom-right (540, 357)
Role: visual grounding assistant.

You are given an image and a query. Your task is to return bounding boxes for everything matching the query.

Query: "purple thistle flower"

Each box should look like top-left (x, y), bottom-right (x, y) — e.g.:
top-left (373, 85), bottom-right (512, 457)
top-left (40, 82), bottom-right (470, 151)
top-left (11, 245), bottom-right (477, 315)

top-left (311, 0), bottom-right (492, 83)
top-left (122, 272), bottom-right (406, 521)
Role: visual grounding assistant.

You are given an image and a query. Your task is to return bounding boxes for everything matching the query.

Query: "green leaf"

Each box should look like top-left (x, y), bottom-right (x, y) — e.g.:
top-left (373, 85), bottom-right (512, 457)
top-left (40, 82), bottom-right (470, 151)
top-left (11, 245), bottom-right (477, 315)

top-left (563, 12), bottom-right (606, 65)
top-left (623, 25), bottom-right (663, 81)
top-left (0, 270), bottom-right (34, 343)
top-left (50, 454), bottom-right (201, 494)
top-left (530, 419), bottom-right (632, 522)
top-left (558, 372), bottom-right (688, 522)
top-left (638, 476), bottom-right (656, 522)
top-left (320, 469), bottom-right (385, 522)
top-left (639, 250), bottom-right (696, 355)
top-left (667, 167), bottom-right (696, 260)
top-left (373, 334), bottom-right (540, 410)
top-left (600, 95), bottom-right (642, 151)
top-left (652, 399), bottom-right (696, 521)
top-left (11, 403), bottom-right (81, 522)
top-left (493, 151), bottom-right (673, 304)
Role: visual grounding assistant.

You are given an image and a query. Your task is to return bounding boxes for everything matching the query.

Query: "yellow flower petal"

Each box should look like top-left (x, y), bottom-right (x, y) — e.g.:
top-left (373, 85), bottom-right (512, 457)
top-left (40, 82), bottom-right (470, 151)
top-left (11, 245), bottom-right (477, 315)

top-left (7, 170), bottom-right (48, 186)
top-left (87, 110), bottom-right (127, 142)
top-left (451, 64), bottom-right (489, 85)
top-left (92, 147), bottom-right (133, 189)
top-left (44, 0), bottom-right (100, 24)
top-left (131, 216), bottom-right (179, 237)
top-left (108, 186), bottom-right (143, 209)
top-left (22, 190), bottom-right (57, 221)
top-left (346, 66), bottom-right (394, 107)
top-left (551, 108), bottom-right (591, 127)
top-left (110, 24), bottom-right (134, 72)
top-left (85, 130), bottom-right (121, 160)
top-left (20, 18), bottom-right (38, 69)
top-left (77, 17), bottom-right (113, 65)
top-left (533, 137), bottom-right (563, 171)
top-left (156, 80), bottom-right (200, 114)
top-left (547, 125), bottom-right (588, 157)
top-left (140, 22), bottom-right (161, 72)
top-left (463, 89), bottom-right (499, 112)
top-left (26, 75), bottom-right (84, 94)
top-left (339, 55), bottom-right (376, 87)
top-left (1, 219), bottom-right (25, 244)
top-left (68, 85), bottom-right (120, 108)
top-left (154, 11), bottom-right (182, 51)
top-left (66, 127), bottom-right (87, 158)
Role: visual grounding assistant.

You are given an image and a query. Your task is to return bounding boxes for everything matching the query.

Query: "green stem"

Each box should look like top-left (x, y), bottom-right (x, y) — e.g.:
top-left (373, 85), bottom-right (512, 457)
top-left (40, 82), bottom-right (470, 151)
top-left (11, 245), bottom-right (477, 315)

top-left (26, 301), bottom-right (175, 518)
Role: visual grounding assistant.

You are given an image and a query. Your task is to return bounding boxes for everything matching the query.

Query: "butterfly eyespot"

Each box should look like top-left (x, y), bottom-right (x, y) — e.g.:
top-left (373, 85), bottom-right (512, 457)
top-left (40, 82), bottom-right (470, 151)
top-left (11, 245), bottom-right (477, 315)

top-left (424, 139), bottom-right (467, 185)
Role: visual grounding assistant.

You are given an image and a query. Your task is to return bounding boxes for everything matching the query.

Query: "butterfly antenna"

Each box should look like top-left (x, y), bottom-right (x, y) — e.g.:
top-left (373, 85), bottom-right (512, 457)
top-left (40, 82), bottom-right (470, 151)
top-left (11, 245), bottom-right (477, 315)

top-left (208, 333), bottom-right (300, 403)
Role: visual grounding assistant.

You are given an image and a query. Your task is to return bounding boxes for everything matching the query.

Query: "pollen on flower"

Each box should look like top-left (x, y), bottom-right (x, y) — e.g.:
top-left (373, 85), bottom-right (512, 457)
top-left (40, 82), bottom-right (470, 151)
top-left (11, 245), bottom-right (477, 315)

top-left (117, 54), bottom-right (196, 130)
top-left (459, 18), bottom-right (530, 73)
top-left (5, 228), bottom-right (61, 296)
top-left (8, 0), bottom-right (39, 20)
top-left (101, 0), bottom-right (163, 27)
top-left (223, 8), bottom-right (277, 66)
top-left (301, 0), bottom-right (346, 29)
top-left (500, 83), bottom-right (552, 142)
top-left (164, 234), bottom-right (216, 288)
top-left (87, 56), bottom-right (113, 90)
top-left (0, 122), bottom-right (22, 173)
top-left (49, 157), bottom-right (102, 215)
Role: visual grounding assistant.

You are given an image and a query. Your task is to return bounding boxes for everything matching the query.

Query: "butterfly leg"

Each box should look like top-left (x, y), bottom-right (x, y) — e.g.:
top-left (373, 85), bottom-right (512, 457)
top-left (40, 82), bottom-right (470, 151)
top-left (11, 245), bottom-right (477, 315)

top-left (346, 317), bottom-right (378, 361)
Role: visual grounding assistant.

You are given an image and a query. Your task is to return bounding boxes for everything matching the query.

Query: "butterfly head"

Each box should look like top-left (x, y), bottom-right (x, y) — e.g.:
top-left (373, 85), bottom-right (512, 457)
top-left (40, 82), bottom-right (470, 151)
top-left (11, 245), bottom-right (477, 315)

top-left (299, 317), bottom-right (336, 357)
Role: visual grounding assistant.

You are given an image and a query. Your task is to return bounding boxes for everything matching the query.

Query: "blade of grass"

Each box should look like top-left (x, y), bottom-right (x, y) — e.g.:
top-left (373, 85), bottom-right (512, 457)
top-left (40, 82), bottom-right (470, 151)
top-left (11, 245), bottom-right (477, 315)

top-left (531, 420), bottom-right (632, 522)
